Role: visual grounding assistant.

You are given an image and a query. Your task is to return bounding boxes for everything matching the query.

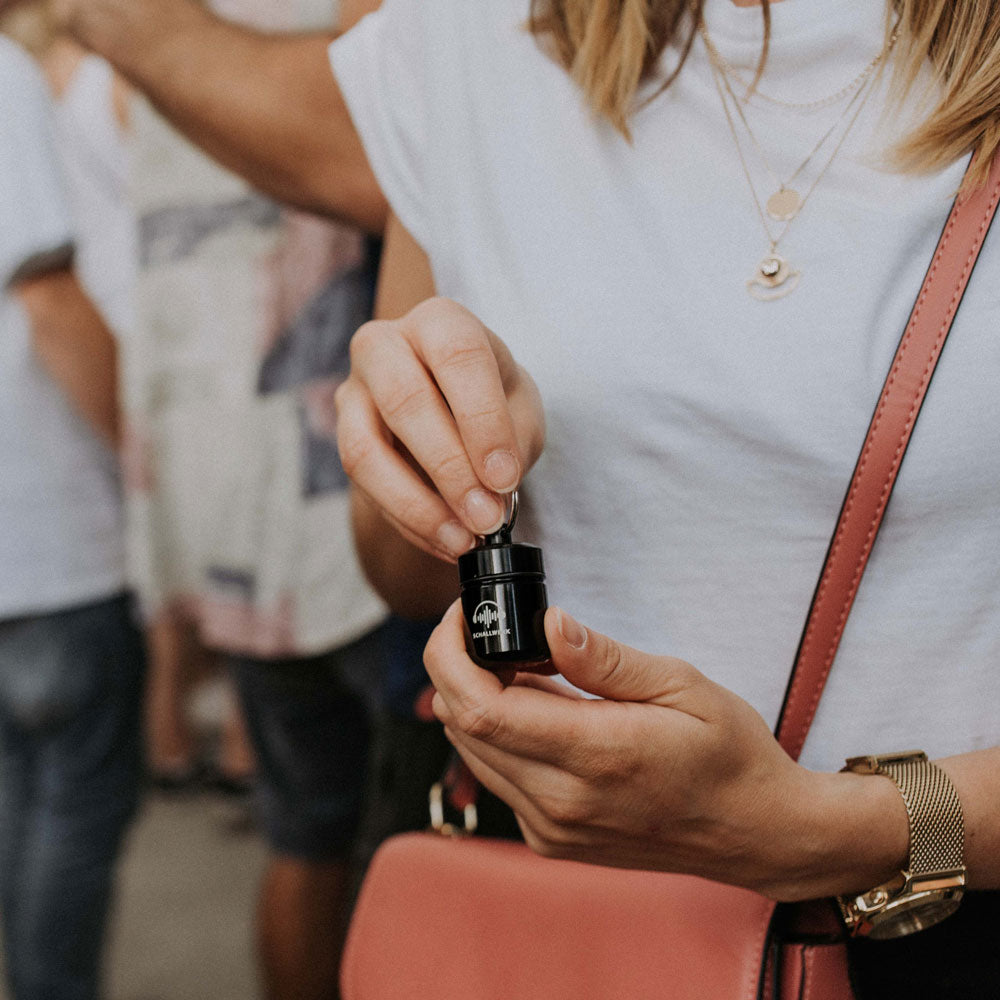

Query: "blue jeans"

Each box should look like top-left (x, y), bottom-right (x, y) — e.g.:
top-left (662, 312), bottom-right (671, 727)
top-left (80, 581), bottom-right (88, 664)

top-left (0, 593), bottom-right (146, 1000)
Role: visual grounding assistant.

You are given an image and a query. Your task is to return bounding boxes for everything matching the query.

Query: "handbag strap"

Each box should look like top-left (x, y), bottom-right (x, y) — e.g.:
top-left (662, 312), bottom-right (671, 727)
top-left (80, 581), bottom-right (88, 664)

top-left (776, 152), bottom-right (1000, 762)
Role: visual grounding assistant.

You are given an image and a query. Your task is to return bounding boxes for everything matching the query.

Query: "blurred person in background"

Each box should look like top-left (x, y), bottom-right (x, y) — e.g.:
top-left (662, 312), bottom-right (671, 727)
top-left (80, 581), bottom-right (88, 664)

top-left (0, 0), bottom-right (256, 802)
top-left (44, 0), bottom-right (472, 995)
top-left (114, 0), bottom-right (428, 992)
top-left (0, 31), bottom-right (145, 1000)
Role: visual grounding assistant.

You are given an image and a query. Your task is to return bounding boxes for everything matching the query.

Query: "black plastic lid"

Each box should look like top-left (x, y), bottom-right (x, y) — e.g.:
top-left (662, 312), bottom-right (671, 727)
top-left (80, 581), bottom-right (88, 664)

top-left (458, 541), bottom-right (545, 585)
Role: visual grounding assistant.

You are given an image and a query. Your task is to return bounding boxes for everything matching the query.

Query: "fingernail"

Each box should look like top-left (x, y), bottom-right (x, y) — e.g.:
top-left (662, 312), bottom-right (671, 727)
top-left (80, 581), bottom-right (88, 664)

top-left (437, 521), bottom-right (474, 558)
top-left (484, 450), bottom-right (519, 492)
top-left (557, 608), bottom-right (587, 649)
top-left (463, 488), bottom-right (504, 535)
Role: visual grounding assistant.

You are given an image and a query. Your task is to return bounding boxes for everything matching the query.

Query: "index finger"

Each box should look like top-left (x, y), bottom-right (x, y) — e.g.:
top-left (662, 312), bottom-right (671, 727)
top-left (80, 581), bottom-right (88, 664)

top-left (401, 298), bottom-right (523, 494)
top-left (424, 602), bottom-right (600, 770)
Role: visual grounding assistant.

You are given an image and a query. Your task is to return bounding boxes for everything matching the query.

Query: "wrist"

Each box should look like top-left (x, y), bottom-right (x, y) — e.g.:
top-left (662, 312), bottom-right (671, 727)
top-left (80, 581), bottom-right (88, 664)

top-left (760, 767), bottom-right (909, 902)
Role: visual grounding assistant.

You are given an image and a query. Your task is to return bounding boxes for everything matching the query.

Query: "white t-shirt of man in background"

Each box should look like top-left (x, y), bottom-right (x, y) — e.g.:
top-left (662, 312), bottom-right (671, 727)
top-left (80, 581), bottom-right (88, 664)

top-left (0, 36), bottom-right (125, 619)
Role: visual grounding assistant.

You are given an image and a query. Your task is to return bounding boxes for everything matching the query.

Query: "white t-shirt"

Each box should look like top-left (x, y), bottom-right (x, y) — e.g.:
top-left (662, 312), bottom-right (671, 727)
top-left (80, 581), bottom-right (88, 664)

top-left (0, 38), bottom-right (126, 618)
top-left (53, 54), bottom-right (138, 342)
top-left (330, 0), bottom-right (1000, 771)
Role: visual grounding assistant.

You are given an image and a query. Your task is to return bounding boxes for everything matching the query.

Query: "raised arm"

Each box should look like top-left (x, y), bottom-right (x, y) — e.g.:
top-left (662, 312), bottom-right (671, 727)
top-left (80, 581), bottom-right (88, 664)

top-left (57, 0), bottom-right (386, 230)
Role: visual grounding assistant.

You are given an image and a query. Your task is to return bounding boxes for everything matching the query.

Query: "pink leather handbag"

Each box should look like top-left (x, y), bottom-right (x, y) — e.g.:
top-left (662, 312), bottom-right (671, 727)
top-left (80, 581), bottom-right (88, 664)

top-left (341, 154), bottom-right (1000, 1000)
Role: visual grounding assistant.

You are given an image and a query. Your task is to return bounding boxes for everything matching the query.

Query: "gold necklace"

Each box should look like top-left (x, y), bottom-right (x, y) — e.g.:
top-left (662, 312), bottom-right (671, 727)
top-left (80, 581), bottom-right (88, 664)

top-left (700, 24), bottom-right (895, 114)
top-left (702, 28), bottom-right (896, 224)
top-left (705, 52), bottom-right (879, 301)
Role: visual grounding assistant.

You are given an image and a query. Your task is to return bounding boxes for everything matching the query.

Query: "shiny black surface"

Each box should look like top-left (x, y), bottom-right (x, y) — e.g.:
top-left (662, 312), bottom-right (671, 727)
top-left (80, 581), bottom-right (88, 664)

top-left (459, 540), bottom-right (549, 667)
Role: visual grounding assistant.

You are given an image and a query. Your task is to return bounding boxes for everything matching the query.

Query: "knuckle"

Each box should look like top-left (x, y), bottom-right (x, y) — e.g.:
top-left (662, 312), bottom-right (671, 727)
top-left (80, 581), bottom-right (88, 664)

top-left (532, 838), bottom-right (562, 860)
top-left (538, 778), bottom-right (596, 828)
top-left (454, 700), bottom-right (503, 742)
top-left (408, 299), bottom-right (492, 365)
top-left (424, 448), bottom-right (472, 489)
top-left (521, 824), bottom-right (554, 858)
top-left (349, 319), bottom-right (393, 366)
top-left (532, 819), bottom-right (575, 858)
top-left (408, 295), bottom-right (465, 326)
top-left (592, 638), bottom-right (626, 689)
top-left (380, 379), bottom-right (431, 425)
top-left (335, 419), bottom-right (374, 479)
top-left (579, 746), bottom-right (628, 787)
top-left (431, 338), bottom-right (494, 378)
top-left (521, 817), bottom-right (570, 859)
top-left (543, 797), bottom-right (586, 828)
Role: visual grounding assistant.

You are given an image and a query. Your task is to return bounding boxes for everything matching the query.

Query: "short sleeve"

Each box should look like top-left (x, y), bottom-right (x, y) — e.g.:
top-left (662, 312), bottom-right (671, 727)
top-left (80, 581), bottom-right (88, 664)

top-left (328, 0), bottom-right (437, 252)
top-left (0, 39), bottom-right (75, 290)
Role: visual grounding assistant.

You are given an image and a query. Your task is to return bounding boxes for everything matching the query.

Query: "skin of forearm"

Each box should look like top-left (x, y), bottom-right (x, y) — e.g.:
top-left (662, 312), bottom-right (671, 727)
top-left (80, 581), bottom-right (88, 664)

top-left (938, 747), bottom-right (1000, 890)
top-left (18, 269), bottom-right (120, 446)
top-left (63, 0), bottom-right (387, 231)
top-left (759, 766), bottom-right (909, 901)
top-left (764, 747), bottom-right (1000, 901)
top-left (351, 489), bottom-right (459, 619)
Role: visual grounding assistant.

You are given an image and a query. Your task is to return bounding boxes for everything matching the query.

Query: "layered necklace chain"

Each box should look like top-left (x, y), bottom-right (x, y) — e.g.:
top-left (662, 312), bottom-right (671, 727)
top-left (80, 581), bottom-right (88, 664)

top-left (700, 28), bottom-right (890, 113)
top-left (700, 25), bottom-right (897, 301)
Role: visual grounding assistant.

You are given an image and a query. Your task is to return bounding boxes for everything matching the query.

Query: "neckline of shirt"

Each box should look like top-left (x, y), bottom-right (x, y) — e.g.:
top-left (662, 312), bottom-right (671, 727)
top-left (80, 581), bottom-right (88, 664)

top-left (699, 0), bottom-right (892, 106)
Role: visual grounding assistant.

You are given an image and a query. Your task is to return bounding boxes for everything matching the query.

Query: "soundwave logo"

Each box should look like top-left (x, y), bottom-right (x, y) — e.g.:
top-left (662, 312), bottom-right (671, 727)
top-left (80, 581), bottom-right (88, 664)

top-left (473, 602), bottom-right (501, 629)
top-left (471, 601), bottom-right (510, 640)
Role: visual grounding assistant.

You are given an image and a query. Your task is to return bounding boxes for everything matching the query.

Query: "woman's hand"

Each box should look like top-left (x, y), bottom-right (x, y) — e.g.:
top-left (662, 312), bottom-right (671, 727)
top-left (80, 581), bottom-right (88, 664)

top-left (424, 602), bottom-right (909, 902)
top-left (335, 297), bottom-right (545, 561)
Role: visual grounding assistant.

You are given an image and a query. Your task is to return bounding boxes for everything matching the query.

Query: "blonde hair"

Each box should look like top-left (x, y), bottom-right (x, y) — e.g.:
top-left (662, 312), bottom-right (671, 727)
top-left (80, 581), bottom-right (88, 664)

top-left (528, 0), bottom-right (1000, 187)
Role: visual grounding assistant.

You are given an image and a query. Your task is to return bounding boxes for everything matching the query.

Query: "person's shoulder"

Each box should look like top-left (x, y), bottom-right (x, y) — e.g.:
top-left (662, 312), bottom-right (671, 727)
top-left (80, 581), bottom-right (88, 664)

top-left (378, 0), bottom-right (526, 40)
top-left (452, 0), bottom-right (530, 34)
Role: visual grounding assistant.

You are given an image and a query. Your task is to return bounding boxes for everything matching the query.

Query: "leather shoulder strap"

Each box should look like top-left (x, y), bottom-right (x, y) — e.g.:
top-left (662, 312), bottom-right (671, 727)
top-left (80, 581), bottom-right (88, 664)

top-left (776, 152), bottom-right (1000, 762)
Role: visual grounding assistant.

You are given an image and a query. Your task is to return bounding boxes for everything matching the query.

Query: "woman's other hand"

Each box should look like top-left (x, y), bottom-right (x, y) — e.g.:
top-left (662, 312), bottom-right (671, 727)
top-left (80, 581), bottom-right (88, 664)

top-left (335, 297), bottom-right (545, 561)
top-left (424, 601), bottom-right (909, 902)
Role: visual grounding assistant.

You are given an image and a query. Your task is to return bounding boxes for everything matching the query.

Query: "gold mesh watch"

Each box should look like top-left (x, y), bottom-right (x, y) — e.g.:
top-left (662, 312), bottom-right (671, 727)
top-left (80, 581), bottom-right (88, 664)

top-left (837, 751), bottom-right (966, 939)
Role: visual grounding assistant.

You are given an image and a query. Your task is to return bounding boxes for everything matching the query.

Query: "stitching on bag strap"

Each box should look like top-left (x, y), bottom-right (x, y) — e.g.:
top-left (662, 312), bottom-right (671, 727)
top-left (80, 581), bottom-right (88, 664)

top-left (775, 154), bottom-right (1000, 761)
top-left (799, 946), bottom-right (811, 1000)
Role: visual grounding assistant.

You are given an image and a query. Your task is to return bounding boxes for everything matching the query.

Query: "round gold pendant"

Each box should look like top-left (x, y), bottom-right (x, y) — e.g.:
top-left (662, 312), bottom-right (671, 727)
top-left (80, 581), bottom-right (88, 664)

top-left (766, 188), bottom-right (802, 222)
top-left (747, 252), bottom-right (800, 301)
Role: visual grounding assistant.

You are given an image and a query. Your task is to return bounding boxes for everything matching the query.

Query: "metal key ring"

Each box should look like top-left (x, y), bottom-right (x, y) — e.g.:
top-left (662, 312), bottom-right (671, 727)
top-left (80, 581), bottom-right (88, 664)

top-left (501, 489), bottom-right (519, 535)
top-left (483, 489), bottom-right (518, 546)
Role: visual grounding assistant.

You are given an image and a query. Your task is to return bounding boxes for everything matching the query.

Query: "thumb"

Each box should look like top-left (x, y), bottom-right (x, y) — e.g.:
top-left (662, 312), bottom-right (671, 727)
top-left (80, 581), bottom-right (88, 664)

top-left (545, 607), bottom-right (706, 708)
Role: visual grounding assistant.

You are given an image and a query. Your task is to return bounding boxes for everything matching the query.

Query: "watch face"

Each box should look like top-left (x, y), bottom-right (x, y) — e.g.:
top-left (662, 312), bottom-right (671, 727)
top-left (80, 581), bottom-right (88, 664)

top-left (865, 894), bottom-right (964, 940)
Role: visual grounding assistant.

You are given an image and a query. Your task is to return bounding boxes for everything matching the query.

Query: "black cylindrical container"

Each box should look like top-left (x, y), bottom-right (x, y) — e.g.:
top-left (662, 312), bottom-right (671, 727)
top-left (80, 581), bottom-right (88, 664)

top-left (458, 532), bottom-right (549, 668)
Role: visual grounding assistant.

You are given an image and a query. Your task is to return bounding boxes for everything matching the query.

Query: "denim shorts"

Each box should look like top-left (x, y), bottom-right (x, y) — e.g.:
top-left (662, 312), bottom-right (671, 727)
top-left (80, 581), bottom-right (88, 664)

top-left (229, 625), bottom-right (387, 861)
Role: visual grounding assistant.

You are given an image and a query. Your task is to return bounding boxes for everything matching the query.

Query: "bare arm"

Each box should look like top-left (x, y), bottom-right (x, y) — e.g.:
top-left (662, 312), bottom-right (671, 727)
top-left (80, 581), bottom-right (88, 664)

top-left (348, 214), bottom-right (459, 618)
top-left (58, 0), bottom-right (386, 230)
top-left (17, 268), bottom-right (120, 446)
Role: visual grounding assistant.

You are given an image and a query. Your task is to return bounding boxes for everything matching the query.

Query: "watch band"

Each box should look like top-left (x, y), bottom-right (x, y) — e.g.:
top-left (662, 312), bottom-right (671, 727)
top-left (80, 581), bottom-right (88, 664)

top-left (839, 752), bottom-right (966, 938)
top-left (896, 755), bottom-right (964, 875)
top-left (844, 752), bottom-right (965, 876)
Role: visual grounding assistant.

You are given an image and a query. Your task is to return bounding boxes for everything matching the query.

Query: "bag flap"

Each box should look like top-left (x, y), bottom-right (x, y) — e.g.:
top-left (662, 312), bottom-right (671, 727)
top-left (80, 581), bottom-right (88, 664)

top-left (342, 833), bottom-right (777, 1000)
